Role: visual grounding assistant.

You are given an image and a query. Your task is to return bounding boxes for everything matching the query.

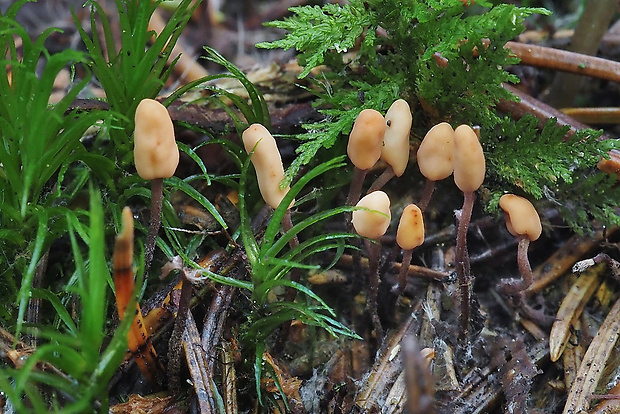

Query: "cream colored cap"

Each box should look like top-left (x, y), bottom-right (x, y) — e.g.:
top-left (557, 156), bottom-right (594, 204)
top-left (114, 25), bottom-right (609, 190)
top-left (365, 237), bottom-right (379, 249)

top-left (453, 124), bottom-right (485, 193)
top-left (134, 99), bottom-right (180, 180)
top-left (352, 191), bottom-right (391, 239)
top-left (242, 123), bottom-right (292, 210)
top-left (347, 109), bottom-right (386, 170)
top-left (381, 99), bottom-right (412, 177)
top-left (396, 204), bottom-right (424, 250)
top-left (417, 122), bottom-right (454, 181)
top-left (499, 194), bottom-right (542, 241)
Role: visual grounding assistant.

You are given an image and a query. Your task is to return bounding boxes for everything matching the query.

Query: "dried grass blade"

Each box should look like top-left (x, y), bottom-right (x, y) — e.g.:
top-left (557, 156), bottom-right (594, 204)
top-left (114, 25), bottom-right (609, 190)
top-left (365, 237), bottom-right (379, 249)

top-left (549, 264), bottom-right (602, 362)
top-left (563, 297), bottom-right (620, 414)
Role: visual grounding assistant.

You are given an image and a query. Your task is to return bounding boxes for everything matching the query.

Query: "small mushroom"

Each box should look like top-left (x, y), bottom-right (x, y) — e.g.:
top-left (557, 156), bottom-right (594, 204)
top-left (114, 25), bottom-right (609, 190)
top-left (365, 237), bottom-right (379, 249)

top-left (498, 194), bottom-right (541, 294)
top-left (352, 190), bottom-right (391, 341)
top-left (134, 98), bottom-right (180, 272)
top-left (369, 99), bottom-right (412, 192)
top-left (452, 124), bottom-right (485, 338)
top-left (346, 109), bottom-right (386, 207)
top-left (242, 123), bottom-right (292, 210)
top-left (394, 204), bottom-right (424, 295)
top-left (242, 123), bottom-right (301, 336)
top-left (416, 122), bottom-right (455, 211)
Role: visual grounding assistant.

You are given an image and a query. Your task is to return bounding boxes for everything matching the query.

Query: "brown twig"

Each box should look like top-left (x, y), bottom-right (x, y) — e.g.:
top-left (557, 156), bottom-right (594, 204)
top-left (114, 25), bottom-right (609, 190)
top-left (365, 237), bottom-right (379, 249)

top-left (507, 41), bottom-right (620, 83)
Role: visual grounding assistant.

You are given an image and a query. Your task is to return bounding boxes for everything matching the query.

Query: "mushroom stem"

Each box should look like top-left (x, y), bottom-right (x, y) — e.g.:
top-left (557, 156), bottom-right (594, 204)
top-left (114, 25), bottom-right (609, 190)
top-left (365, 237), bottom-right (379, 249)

top-left (365, 239), bottom-right (384, 342)
top-left (455, 191), bottom-right (475, 339)
top-left (346, 167), bottom-right (368, 207)
top-left (501, 236), bottom-right (533, 295)
top-left (418, 179), bottom-right (436, 212)
top-left (145, 177), bottom-right (164, 273)
top-left (394, 248), bottom-right (413, 296)
top-left (272, 209), bottom-right (302, 352)
top-left (368, 167), bottom-right (396, 193)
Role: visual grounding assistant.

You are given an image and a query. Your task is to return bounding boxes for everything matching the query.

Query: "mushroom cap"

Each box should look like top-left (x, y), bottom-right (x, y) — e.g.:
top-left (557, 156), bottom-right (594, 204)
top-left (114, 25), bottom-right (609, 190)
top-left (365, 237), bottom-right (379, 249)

top-left (417, 122), bottom-right (455, 181)
top-left (396, 204), bottom-right (424, 250)
top-left (453, 124), bottom-right (485, 193)
top-left (347, 109), bottom-right (386, 170)
top-left (381, 99), bottom-right (412, 177)
top-left (352, 191), bottom-right (391, 239)
top-left (134, 99), bottom-right (180, 180)
top-left (499, 194), bottom-right (542, 241)
top-left (242, 123), bottom-right (292, 209)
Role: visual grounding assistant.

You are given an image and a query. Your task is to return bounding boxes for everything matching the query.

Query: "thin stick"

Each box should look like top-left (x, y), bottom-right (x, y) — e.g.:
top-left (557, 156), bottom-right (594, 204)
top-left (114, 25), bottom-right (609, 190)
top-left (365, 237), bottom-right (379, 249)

top-left (507, 41), bottom-right (620, 83)
top-left (455, 191), bottom-right (475, 339)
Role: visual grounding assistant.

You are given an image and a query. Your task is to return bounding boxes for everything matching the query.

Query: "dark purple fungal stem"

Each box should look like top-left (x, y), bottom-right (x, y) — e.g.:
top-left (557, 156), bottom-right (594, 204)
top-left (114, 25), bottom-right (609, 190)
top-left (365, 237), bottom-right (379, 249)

top-left (455, 191), bottom-right (475, 339)
top-left (144, 177), bottom-right (163, 274)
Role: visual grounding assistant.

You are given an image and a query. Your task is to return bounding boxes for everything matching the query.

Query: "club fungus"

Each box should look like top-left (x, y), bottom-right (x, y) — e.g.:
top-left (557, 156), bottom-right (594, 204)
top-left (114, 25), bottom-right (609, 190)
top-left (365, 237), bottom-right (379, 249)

top-left (498, 194), bottom-right (542, 294)
top-left (394, 204), bottom-right (424, 296)
top-left (242, 124), bottom-right (292, 210)
top-left (352, 190), bottom-right (391, 341)
top-left (134, 98), bottom-right (180, 273)
top-left (113, 206), bottom-right (163, 385)
top-left (346, 109), bottom-right (386, 207)
top-left (452, 124), bottom-right (485, 338)
top-left (416, 122), bottom-right (455, 211)
top-left (369, 99), bottom-right (412, 192)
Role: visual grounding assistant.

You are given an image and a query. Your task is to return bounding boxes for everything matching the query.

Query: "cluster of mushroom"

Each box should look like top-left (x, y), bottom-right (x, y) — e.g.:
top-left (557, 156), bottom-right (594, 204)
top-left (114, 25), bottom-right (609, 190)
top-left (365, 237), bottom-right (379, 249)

top-left (346, 101), bottom-right (541, 339)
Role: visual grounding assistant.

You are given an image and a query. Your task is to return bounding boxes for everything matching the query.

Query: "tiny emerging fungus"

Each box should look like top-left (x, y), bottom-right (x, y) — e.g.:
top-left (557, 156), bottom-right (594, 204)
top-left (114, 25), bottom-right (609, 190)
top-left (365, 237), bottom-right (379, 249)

top-left (352, 190), bottom-right (391, 342)
top-left (452, 124), bottom-right (485, 339)
top-left (134, 98), bottom-right (180, 272)
top-left (369, 99), bottom-right (412, 192)
top-left (346, 109), bottom-right (386, 207)
top-left (416, 122), bottom-right (455, 211)
top-left (498, 194), bottom-right (541, 294)
top-left (394, 204), bottom-right (424, 296)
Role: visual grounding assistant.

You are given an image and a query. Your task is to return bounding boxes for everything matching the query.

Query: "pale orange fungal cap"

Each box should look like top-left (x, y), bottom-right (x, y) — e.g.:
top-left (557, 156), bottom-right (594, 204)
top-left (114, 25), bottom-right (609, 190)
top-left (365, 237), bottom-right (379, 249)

top-left (352, 191), bottom-right (391, 239)
top-left (417, 122), bottom-right (455, 181)
top-left (381, 99), bottom-right (412, 177)
top-left (134, 99), bottom-right (180, 180)
top-left (396, 204), bottom-right (424, 250)
top-left (453, 124), bottom-right (485, 193)
top-left (347, 109), bottom-right (386, 170)
top-left (499, 194), bottom-right (542, 241)
top-left (242, 123), bottom-right (292, 209)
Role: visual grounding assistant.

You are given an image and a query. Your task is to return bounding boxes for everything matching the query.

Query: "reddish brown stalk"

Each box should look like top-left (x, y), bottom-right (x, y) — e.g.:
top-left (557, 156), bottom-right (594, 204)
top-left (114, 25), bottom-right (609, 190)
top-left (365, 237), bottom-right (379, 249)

top-left (418, 179), bottom-right (436, 212)
top-left (366, 240), bottom-right (384, 342)
top-left (368, 166), bottom-right (396, 193)
top-left (394, 248), bottom-right (413, 296)
top-left (500, 237), bottom-right (533, 295)
top-left (346, 167), bottom-right (368, 207)
top-left (144, 177), bottom-right (163, 274)
top-left (455, 192), bottom-right (475, 339)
